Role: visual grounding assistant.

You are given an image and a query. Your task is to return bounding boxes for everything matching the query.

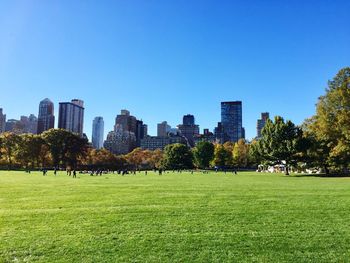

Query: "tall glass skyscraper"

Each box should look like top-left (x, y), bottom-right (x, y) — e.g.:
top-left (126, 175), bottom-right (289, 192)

top-left (58, 99), bottom-right (84, 136)
top-left (221, 101), bottom-right (243, 142)
top-left (37, 98), bottom-right (55, 134)
top-left (92, 117), bottom-right (104, 149)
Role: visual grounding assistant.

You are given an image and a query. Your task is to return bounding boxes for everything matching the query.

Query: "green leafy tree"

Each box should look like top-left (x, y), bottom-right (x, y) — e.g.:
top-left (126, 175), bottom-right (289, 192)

top-left (247, 140), bottom-right (262, 168)
top-left (211, 144), bottom-right (232, 167)
top-left (256, 116), bottom-right (305, 175)
top-left (301, 119), bottom-right (331, 174)
top-left (304, 67), bottom-right (350, 172)
top-left (163, 143), bottom-right (193, 170)
top-left (193, 141), bottom-right (214, 169)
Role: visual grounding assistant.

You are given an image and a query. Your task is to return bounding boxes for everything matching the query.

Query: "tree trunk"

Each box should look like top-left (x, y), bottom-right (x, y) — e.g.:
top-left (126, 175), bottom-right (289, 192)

top-left (324, 164), bottom-right (329, 175)
top-left (285, 164), bottom-right (289, 175)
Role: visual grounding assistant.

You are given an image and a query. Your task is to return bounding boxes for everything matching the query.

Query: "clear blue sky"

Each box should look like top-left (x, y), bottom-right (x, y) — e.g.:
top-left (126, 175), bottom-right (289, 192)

top-left (0, 0), bottom-right (349, 140)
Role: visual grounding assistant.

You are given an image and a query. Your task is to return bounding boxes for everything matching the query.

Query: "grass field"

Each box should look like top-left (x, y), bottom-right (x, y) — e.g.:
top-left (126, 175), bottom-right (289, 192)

top-left (1, 171), bottom-right (350, 262)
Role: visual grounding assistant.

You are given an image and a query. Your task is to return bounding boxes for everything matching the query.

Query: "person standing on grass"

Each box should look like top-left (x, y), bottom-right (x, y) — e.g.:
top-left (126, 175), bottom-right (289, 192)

top-left (54, 168), bottom-right (57, 176)
top-left (73, 170), bottom-right (76, 178)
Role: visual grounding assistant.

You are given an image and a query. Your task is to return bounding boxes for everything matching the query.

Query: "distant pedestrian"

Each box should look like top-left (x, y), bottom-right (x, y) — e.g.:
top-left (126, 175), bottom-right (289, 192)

top-left (73, 170), bottom-right (76, 178)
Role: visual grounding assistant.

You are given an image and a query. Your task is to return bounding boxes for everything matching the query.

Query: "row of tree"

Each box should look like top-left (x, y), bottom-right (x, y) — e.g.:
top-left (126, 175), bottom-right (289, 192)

top-left (0, 129), bottom-right (88, 169)
top-left (0, 127), bottom-right (255, 171)
top-left (0, 68), bottom-right (348, 174)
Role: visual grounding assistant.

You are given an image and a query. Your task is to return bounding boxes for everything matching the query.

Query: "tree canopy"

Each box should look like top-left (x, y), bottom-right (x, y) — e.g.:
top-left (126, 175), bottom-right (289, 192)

top-left (163, 143), bottom-right (193, 170)
top-left (303, 67), bottom-right (350, 172)
top-left (255, 116), bottom-right (305, 175)
top-left (193, 141), bottom-right (214, 169)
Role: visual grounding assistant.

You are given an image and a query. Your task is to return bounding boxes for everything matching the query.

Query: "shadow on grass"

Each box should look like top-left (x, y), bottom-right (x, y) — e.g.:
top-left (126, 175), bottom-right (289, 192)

top-left (292, 173), bottom-right (350, 178)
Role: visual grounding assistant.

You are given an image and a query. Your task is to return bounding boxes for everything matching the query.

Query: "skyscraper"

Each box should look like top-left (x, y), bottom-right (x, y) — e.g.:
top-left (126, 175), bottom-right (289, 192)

top-left (157, 121), bottom-right (171, 137)
top-left (37, 98), bottom-right (55, 134)
top-left (0, 108), bottom-right (6, 133)
top-left (220, 101), bottom-right (243, 143)
top-left (257, 112), bottom-right (269, 138)
top-left (136, 120), bottom-right (147, 146)
top-left (114, 110), bottom-right (137, 133)
top-left (58, 99), bottom-right (84, 136)
top-left (92, 117), bottom-right (104, 149)
top-left (104, 110), bottom-right (146, 155)
top-left (183, 114), bottom-right (195, 126)
top-left (177, 114), bottom-right (199, 147)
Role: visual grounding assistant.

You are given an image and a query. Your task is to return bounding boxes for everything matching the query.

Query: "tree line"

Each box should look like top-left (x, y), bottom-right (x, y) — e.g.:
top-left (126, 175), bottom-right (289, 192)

top-left (0, 67), bottom-right (349, 174)
top-left (0, 128), bottom-right (254, 171)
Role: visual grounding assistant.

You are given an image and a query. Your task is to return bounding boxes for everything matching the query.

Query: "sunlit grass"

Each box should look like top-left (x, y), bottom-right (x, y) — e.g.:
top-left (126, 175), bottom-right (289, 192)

top-left (1, 170), bottom-right (350, 262)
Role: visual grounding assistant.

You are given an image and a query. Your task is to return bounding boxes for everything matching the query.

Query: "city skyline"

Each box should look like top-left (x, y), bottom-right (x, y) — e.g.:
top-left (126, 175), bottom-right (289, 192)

top-left (0, 99), bottom-right (266, 142)
top-left (0, 1), bottom-right (349, 140)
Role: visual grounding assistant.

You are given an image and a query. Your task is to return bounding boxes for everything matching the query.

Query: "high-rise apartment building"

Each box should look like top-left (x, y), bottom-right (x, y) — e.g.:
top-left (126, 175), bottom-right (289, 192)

top-left (104, 110), bottom-right (146, 154)
top-left (220, 101), bottom-right (243, 143)
top-left (257, 112), bottom-right (269, 138)
top-left (157, 121), bottom-right (171, 137)
top-left (114, 110), bottom-right (137, 133)
top-left (177, 114), bottom-right (199, 147)
top-left (0, 108), bottom-right (6, 133)
top-left (58, 99), bottom-right (84, 136)
top-left (92, 117), bottom-right (104, 149)
top-left (37, 98), bottom-right (55, 134)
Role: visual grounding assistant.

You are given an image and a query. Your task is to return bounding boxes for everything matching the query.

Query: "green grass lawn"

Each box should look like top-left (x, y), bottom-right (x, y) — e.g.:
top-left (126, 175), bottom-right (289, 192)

top-left (1, 171), bottom-right (350, 262)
